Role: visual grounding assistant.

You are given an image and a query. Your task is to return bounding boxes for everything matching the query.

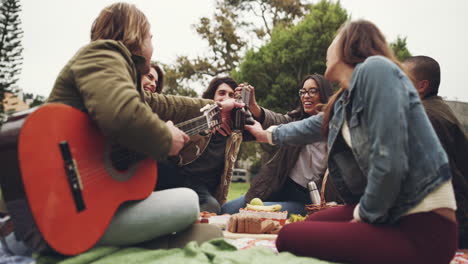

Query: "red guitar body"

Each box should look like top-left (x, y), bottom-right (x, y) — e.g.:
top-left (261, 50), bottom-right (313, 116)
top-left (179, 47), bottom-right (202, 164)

top-left (10, 104), bottom-right (156, 255)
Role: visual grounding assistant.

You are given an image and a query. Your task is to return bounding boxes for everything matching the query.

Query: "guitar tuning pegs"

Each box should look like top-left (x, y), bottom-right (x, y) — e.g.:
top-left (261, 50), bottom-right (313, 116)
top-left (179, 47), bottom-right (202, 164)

top-left (200, 104), bottom-right (211, 112)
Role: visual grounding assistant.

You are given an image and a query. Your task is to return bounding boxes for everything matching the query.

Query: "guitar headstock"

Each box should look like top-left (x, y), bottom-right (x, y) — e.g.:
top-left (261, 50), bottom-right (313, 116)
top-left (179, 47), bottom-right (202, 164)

top-left (200, 104), bottom-right (221, 131)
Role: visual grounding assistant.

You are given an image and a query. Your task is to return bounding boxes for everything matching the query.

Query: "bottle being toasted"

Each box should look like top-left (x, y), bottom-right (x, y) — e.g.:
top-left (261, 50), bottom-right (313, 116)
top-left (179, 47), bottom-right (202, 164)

top-left (308, 181), bottom-right (321, 205)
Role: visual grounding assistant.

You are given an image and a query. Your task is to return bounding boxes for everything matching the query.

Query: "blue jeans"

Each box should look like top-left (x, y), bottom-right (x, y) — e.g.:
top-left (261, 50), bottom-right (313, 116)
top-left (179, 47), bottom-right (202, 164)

top-left (156, 160), bottom-right (220, 213)
top-left (0, 233), bottom-right (34, 264)
top-left (97, 188), bottom-right (199, 246)
top-left (0, 188), bottom-right (199, 261)
top-left (221, 195), bottom-right (307, 216)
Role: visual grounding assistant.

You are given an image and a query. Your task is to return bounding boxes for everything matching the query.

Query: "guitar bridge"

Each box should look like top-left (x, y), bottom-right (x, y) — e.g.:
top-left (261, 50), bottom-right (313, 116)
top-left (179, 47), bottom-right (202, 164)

top-left (59, 141), bottom-right (86, 212)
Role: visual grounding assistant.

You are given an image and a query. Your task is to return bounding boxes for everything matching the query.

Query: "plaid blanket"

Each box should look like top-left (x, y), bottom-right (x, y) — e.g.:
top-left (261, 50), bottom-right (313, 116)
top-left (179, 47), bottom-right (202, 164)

top-left (34, 239), bottom-right (336, 264)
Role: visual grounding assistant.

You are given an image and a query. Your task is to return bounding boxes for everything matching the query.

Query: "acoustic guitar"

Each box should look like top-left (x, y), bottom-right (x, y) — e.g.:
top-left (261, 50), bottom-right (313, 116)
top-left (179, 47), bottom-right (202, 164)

top-left (0, 103), bottom-right (221, 255)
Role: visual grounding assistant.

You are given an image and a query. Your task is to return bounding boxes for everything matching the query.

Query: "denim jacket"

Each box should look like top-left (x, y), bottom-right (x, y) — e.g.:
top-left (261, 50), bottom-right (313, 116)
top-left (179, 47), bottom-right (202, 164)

top-left (272, 56), bottom-right (451, 224)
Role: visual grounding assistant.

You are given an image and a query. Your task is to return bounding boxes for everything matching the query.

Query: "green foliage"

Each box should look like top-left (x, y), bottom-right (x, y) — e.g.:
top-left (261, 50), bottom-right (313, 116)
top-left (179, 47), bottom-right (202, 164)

top-left (164, 1), bottom-right (247, 95)
top-left (249, 158), bottom-right (262, 176)
top-left (226, 0), bottom-right (311, 38)
top-left (23, 92), bottom-right (46, 108)
top-left (390, 36), bottom-right (412, 62)
top-left (236, 141), bottom-right (260, 162)
top-left (0, 0), bottom-right (23, 114)
top-left (234, 0), bottom-right (348, 113)
top-left (165, 0), bottom-right (312, 95)
top-left (227, 182), bottom-right (249, 201)
top-left (160, 61), bottom-right (198, 96)
top-left (235, 140), bottom-right (261, 173)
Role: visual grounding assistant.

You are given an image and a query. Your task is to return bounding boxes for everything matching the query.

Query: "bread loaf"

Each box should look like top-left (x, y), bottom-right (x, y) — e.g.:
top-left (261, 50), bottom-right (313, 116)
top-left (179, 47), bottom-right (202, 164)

top-left (227, 214), bottom-right (281, 234)
top-left (227, 214), bottom-right (237, 233)
top-left (247, 216), bottom-right (262, 234)
top-left (260, 219), bottom-right (276, 233)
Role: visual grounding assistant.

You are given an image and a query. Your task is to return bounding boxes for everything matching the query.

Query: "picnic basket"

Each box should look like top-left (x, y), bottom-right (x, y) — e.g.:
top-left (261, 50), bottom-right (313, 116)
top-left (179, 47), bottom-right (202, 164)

top-left (304, 169), bottom-right (342, 215)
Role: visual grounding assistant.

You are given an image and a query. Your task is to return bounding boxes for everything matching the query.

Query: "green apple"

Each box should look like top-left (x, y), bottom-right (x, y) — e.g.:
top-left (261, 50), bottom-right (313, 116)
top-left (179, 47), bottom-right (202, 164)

top-left (250, 198), bottom-right (264, 206)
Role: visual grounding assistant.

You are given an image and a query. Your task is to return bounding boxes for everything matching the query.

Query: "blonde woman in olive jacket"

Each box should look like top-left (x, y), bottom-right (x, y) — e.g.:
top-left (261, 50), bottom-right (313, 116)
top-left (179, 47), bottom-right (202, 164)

top-left (45, 3), bottom-right (238, 250)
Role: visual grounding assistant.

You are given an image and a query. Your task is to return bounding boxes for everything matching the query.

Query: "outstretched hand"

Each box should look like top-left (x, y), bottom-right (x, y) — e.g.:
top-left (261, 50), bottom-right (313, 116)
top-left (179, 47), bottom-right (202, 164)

top-left (245, 120), bottom-right (269, 143)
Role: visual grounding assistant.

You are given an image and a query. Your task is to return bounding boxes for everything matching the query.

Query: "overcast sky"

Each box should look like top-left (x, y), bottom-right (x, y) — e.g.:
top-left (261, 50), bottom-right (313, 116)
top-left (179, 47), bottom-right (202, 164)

top-left (18, 0), bottom-right (468, 102)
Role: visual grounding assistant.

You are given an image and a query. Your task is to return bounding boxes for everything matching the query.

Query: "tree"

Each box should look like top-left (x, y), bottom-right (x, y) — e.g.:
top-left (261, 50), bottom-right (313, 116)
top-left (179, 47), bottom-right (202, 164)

top-left (226, 0), bottom-right (310, 38)
top-left (163, 1), bottom-right (246, 95)
top-left (236, 141), bottom-right (261, 164)
top-left (390, 36), bottom-right (412, 62)
top-left (234, 0), bottom-right (348, 113)
top-left (159, 61), bottom-right (201, 97)
top-left (165, 0), bottom-right (311, 96)
top-left (0, 0), bottom-right (23, 113)
top-left (23, 92), bottom-right (46, 108)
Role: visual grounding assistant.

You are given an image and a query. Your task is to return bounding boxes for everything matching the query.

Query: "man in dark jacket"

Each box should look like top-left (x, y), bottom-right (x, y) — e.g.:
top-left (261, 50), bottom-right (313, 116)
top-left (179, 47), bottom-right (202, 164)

top-left (156, 77), bottom-right (244, 214)
top-left (404, 55), bottom-right (468, 249)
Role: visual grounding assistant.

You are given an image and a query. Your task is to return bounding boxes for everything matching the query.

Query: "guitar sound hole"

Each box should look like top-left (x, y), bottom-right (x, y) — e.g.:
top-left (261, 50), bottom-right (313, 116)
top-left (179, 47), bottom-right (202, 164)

top-left (109, 144), bottom-right (138, 172)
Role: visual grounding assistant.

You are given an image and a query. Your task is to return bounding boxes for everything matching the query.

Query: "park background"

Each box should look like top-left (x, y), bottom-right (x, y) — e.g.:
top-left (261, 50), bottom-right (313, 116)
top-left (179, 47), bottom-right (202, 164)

top-left (1, 0), bottom-right (467, 201)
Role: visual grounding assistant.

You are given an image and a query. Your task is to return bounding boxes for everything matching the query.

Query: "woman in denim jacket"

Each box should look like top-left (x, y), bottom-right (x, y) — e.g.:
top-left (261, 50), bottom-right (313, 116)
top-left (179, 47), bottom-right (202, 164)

top-left (246, 20), bottom-right (457, 264)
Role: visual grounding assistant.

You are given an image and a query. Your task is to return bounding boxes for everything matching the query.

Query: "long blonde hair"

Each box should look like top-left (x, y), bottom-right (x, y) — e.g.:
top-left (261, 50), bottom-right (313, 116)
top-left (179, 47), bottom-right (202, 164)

top-left (90, 2), bottom-right (149, 55)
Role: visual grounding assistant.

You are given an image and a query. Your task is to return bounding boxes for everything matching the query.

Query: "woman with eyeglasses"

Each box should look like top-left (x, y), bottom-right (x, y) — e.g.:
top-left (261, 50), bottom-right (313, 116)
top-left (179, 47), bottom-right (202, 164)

top-left (221, 74), bottom-right (341, 216)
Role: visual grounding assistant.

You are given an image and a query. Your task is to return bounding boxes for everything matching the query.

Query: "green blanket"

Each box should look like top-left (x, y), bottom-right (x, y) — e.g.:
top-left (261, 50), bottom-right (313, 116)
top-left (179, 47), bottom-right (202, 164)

top-left (35, 239), bottom-right (339, 264)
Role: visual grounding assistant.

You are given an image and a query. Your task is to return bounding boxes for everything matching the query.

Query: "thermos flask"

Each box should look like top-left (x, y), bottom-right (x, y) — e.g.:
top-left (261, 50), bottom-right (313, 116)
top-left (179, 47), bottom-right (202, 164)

top-left (307, 181), bottom-right (321, 205)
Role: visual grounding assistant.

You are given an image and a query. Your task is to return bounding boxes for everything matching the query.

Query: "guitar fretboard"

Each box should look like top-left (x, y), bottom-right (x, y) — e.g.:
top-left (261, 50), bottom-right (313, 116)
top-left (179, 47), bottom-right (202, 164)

top-left (176, 116), bottom-right (210, 136)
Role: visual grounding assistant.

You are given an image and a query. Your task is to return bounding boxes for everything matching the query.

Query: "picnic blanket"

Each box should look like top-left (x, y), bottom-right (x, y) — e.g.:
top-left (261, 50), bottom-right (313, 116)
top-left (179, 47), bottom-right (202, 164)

top-left (34, 238), bottom-right (337, 264)
top-left (453, 252), bottom-right (468, 264)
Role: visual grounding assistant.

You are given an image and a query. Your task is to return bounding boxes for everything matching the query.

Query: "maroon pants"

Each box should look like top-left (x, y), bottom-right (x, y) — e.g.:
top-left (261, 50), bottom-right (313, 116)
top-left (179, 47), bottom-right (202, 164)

top-left (276, 205), bottom-right (458, 264)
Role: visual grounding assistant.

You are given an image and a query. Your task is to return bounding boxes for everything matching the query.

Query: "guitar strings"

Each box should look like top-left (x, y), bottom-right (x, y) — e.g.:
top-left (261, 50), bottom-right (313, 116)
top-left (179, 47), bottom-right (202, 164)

top-left (77, 123), bottom-right (216, 186)
top-left (175, 115), bottom-right (206, 128)
top-left (71, 106), bottom-right (221, 178)
top-left (80, 122), bottom-right (212, 182)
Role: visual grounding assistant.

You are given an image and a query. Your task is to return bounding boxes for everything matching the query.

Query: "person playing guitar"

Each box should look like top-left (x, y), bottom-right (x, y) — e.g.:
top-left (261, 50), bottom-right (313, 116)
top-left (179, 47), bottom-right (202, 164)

top-left (0, 2), bottom-right (242, 256)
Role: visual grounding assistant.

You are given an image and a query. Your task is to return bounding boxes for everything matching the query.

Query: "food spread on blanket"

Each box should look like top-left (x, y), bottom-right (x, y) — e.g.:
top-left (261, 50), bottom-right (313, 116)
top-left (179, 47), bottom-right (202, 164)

top-left (451, 252), bottom-right (468, 264)
top-left (288, 214), bottom-right (306, 223)
top-left (227, 214), bottom-right (282, 234)
top-left (198, 198), bottom-right (308, 234)
top-left (225, 198), bottom-right (289, 234)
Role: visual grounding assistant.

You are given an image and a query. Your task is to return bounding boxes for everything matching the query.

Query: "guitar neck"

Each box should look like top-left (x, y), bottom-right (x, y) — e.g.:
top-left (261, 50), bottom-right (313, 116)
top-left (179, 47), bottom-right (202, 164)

top-left (176, 115), bottom-right (209, 136)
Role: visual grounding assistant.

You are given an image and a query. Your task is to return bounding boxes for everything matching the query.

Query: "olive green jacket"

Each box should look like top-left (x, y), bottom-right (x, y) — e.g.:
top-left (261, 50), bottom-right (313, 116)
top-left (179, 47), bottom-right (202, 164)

top-left (48, 40), bottom-right (212, 161)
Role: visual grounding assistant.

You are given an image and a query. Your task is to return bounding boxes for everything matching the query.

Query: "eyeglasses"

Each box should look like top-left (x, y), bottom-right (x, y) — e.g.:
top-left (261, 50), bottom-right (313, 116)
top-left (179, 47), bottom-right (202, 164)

top-left (298, 88), bottom-right (318, 97)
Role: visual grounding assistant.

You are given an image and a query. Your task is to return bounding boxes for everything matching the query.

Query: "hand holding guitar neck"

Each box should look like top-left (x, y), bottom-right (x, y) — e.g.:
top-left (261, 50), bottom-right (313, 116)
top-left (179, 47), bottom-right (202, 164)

top-left (166, 120), bottom-right (189, 156)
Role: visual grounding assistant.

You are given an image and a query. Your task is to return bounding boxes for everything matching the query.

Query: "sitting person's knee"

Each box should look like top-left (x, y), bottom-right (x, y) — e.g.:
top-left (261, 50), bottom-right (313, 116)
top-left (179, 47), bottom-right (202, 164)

top-left (200, 197), bottom-right (220, 214)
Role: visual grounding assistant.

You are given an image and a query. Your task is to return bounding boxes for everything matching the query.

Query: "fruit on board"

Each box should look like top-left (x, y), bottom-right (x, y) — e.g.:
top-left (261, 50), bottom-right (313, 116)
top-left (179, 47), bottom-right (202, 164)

top-left (289, 214), bottom-right (306, 223)
top-left (245, 204), bottom-right (282, 212)
top-left (249, 198), bottom-right (264, 206)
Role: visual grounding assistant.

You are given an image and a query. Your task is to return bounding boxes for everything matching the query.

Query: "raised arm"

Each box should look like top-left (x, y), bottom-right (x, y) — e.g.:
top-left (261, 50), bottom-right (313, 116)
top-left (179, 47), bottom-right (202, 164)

top-left (246, 113), bottom-right (323, 146)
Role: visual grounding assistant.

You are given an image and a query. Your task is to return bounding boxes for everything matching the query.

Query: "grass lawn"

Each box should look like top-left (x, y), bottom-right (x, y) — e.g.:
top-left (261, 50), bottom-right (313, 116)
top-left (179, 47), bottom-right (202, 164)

top-left (227, 182), bottom-right (249, 201)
